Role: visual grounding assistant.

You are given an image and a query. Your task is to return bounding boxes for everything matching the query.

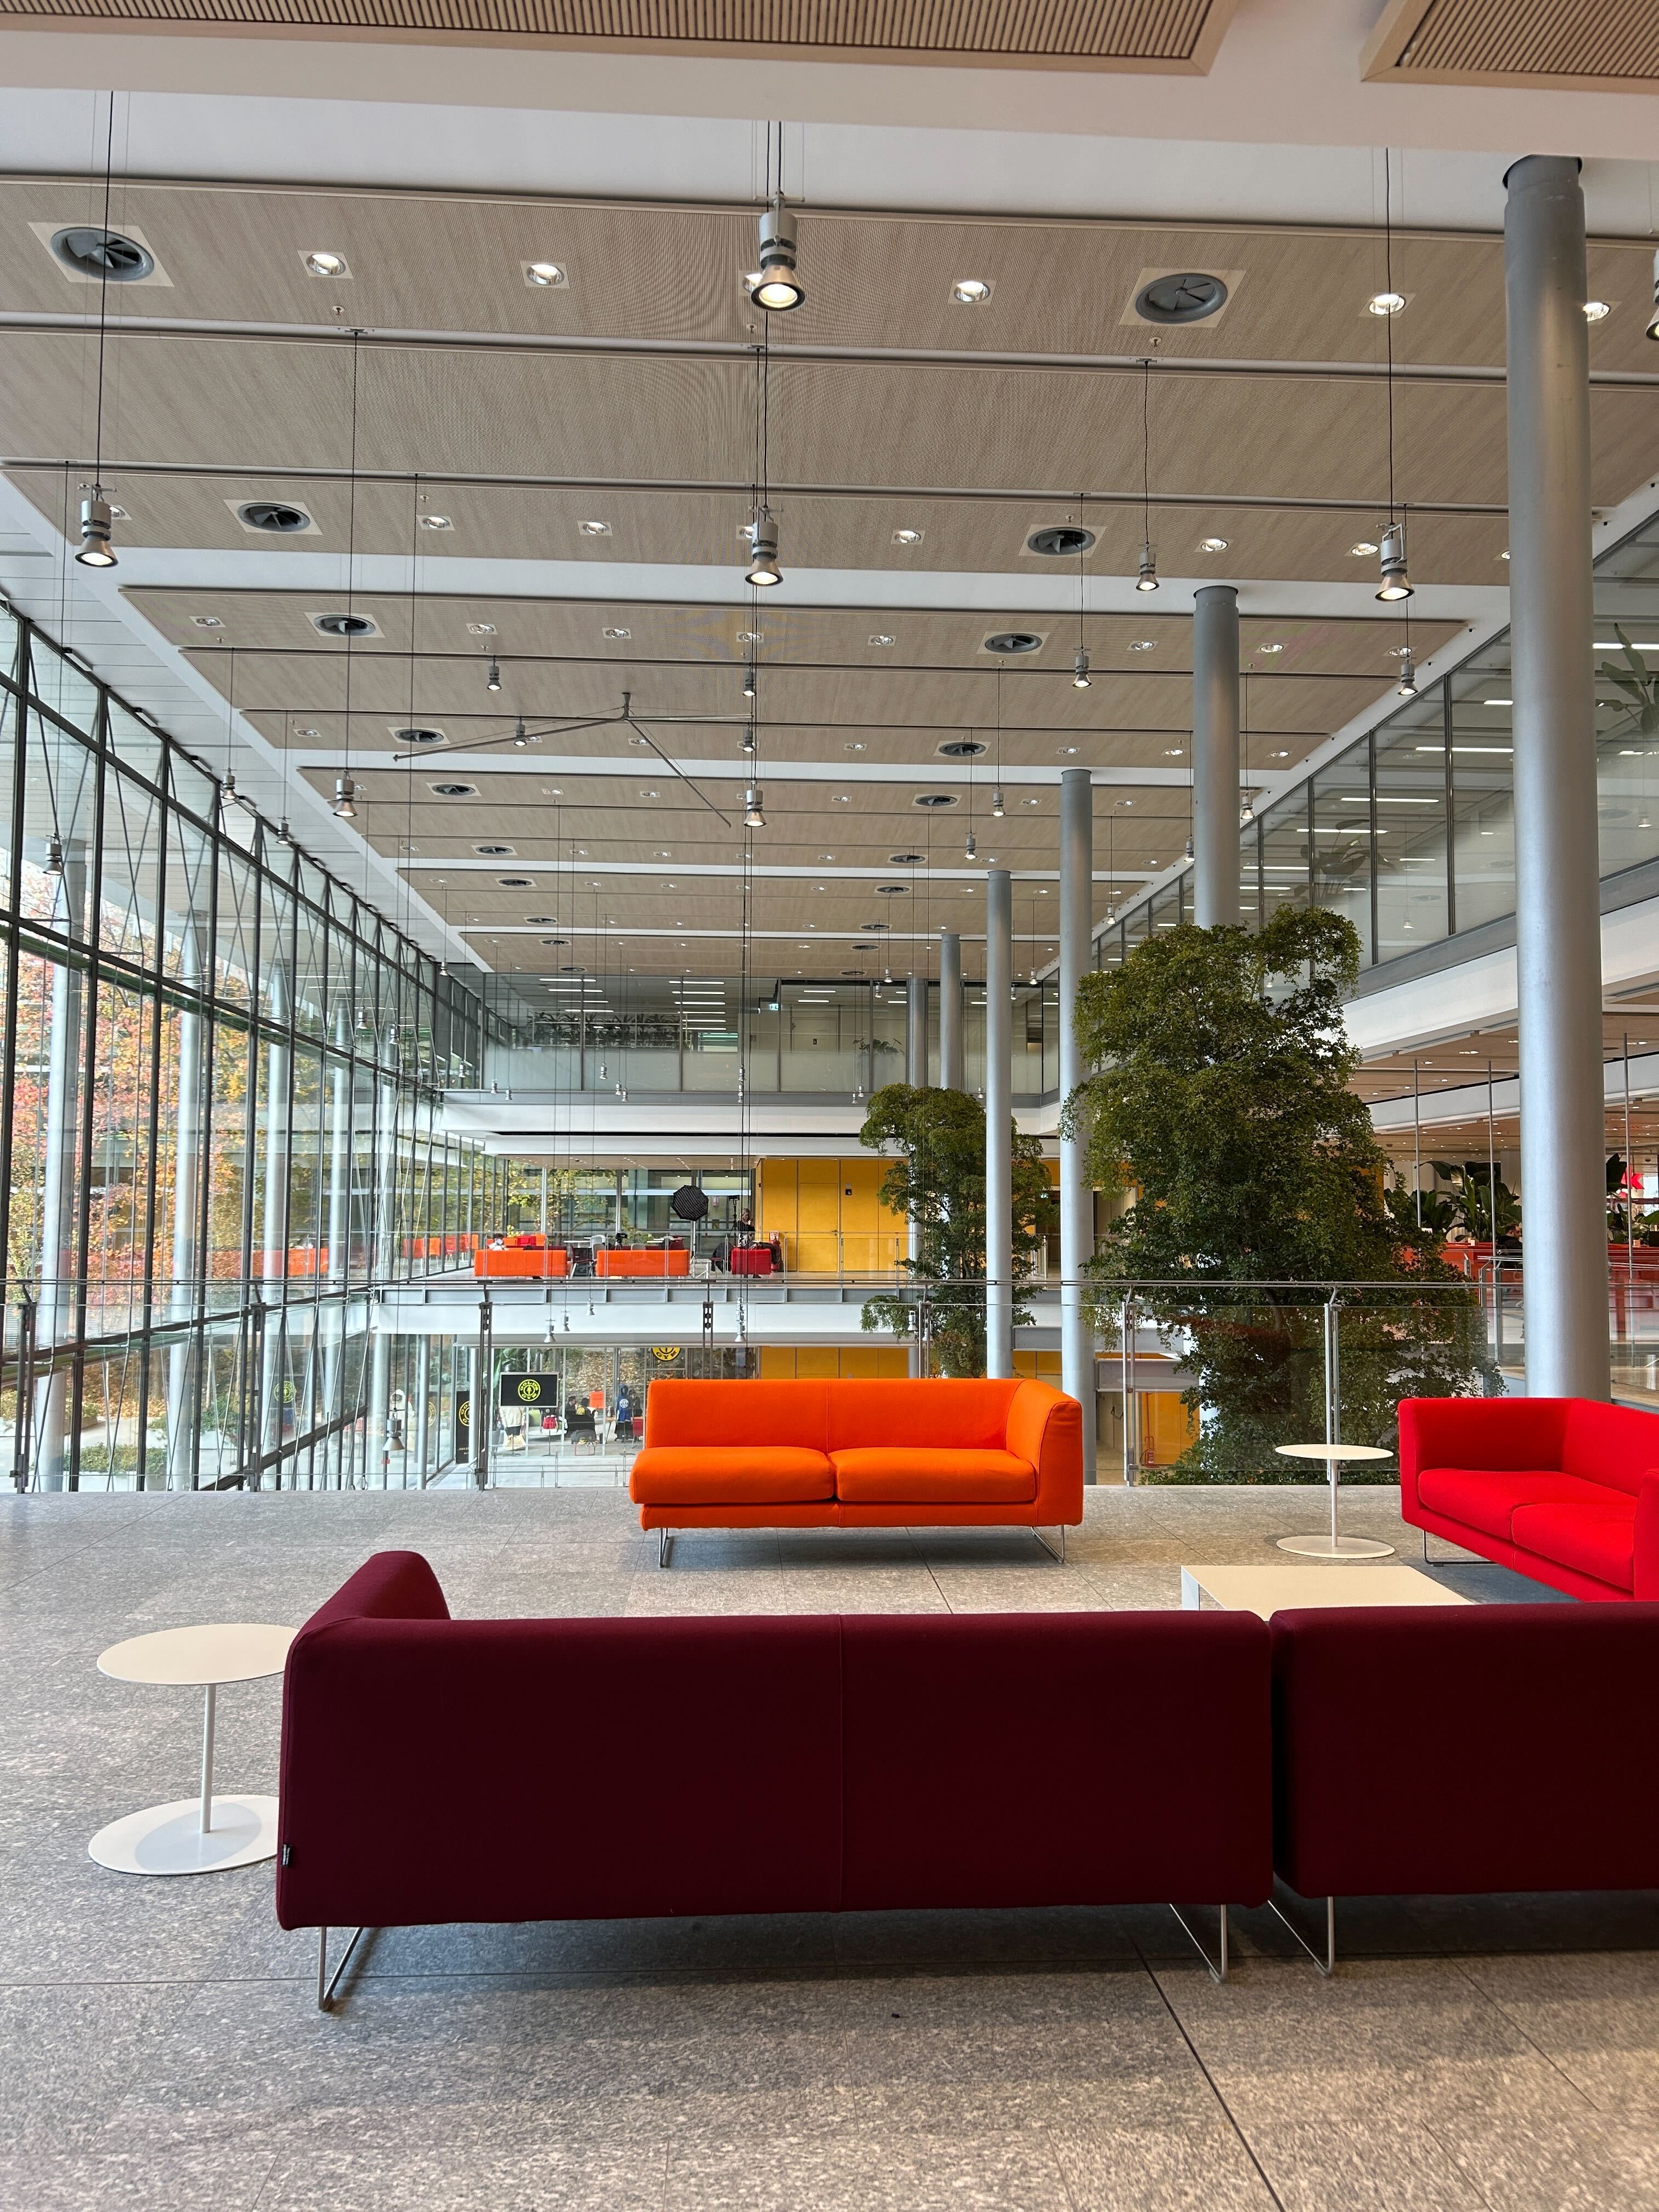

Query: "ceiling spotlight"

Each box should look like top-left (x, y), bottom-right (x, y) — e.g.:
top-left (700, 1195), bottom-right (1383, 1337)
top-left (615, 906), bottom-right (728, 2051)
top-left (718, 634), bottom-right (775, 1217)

top-left (964, 830), bottom-right (978, 860)
top-left (75, 489), bottom-right (117, 568)
top-left (991, 788), bottom-right (1006, 819)
top-left (753, 196), bottom-right (803, 312)
top-left (1583, 300), bottom-right (1611, 322)
top-left (951, 278), bottom-right (992, 305)
top-left (742, 663), bottom-right (757, 699)
top-left (746, 506), bottom-right (782, 588)
top-left (485, 656), bottom-right (501, 693)
top-left (893, 527), bottom-right (923, 546)
top-left (1368, 290), bottom-right (1406, 317)
top-left (1376, 522), bottom-right (1413, 601)
top-left (1350, 540), bottom-right (1379, 557)
top-left (1198, 537), bottom-right (1228, 554)
top-left (332, 773), bottom-right (358, 820)
top-left (419, 514), bottom-right (452, 532)
top-left (524, 261), bottom-right (567, 287)
top-left (1396, 652), bottom-right (1419, 698)
top-left (304, 251), bottom-right (349, 278)
top-left (1646, 249), bottom-right (1659, 342)
top-left (1136, 540), bottom-right (1159, 593)
top-left (1072, 649), bottom-right (1092, 690)
top-left (744, 785), bottom-right (766, 828)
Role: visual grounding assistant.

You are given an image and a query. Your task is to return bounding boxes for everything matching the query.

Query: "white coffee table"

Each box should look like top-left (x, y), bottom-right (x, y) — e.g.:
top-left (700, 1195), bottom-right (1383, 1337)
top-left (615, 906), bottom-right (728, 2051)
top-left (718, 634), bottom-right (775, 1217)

top-left (1274, 1442), bottom-right (1397, 1559)
top-left (1182, 1562), bottom-right (1470, 1618)
top-left (89, 1623), bottom-right (294, 1876)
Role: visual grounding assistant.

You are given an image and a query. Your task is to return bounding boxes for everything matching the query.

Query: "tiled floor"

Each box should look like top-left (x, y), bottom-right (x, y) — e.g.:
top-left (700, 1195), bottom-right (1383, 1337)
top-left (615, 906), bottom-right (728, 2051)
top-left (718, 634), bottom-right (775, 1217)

top-left (3, 1481), bottom-right (1655, 2211)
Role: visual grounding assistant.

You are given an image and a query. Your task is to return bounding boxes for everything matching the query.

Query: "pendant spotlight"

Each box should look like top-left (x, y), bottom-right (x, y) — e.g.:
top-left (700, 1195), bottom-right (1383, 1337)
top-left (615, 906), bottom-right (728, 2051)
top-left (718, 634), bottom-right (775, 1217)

top-left (511, 718), bottom-right (529, 747)
top-left (1185, 833), bottom-right (1194, 861)
top-left (753, 195), bottom-right (804, 313)
top-left (746, 506), bottom-right (782, 589)
top-left (332, 772), bottom-right (358, 820)
top-left (1376, 522), bottom-right (1413, 601)
top-left (1646, 249), bottom-right (1659, 342)
top-left (1396, 651), bottom-right (1419, 698)
top-left (44, 834), bottom-right (64, 875)
top-left (1135, 360), bottom-right (1159, 592)
top-left (965, 830), bottom-right (978, 860)
top-left (744, 784), bottom-right (766, 828)
top-left (76, 488), bottom-right (117, 569)
top-left (486, 656), bottom-right (502, 693)
top-left (1136, 541), bottom-right (1159, 594)
top-left (740, 726), bottom-right (758, 755)
top-left (1072, 648), bottom-right (1092, 690)
top-left (991, 788), bottom-right (1006, 819)
top-left (1239, 791), bottom-right (1256, 825)
top-left (742, 663), bottom-right (757, 699)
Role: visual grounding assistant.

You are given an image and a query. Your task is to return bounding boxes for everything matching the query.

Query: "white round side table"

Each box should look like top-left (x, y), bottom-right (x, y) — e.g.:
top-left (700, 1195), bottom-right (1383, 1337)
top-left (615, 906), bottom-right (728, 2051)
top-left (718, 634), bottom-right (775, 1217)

top-left (1274, 1443), bottom-right (1396, 1560)
top-left (89, 1623), bottom-right (295, 1876)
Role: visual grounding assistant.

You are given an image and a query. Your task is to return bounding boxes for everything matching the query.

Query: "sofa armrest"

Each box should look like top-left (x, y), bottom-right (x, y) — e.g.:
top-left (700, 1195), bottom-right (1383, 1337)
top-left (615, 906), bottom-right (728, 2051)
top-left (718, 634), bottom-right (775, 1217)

top-left (296, 1549), bottom-right (450, 1635)
top-left (1397, 1396), bottom-right (1571, 1519)
top-left (1006, 1381), bottom-right (1084, 1525)
top-left (1635, 1474), bottom-right (1659, 1602)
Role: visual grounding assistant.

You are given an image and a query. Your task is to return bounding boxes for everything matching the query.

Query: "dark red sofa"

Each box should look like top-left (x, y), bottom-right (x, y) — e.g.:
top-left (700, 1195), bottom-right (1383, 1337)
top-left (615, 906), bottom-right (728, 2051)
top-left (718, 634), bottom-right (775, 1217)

top-left (1400, 1396), bottom-right (1659, 1600)
top-left (276, 1552), bottom-right (1271, 1995)
top-left (1272, 1602), bottom-right (1659, 1966)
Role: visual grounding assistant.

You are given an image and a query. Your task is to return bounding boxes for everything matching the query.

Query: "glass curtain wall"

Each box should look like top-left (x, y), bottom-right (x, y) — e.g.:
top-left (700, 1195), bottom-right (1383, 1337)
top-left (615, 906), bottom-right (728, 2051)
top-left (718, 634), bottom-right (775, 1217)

top-left (1098, 510), bottom-right (1659, 970)
top-left (0, 603), bottom-right (502, 1492)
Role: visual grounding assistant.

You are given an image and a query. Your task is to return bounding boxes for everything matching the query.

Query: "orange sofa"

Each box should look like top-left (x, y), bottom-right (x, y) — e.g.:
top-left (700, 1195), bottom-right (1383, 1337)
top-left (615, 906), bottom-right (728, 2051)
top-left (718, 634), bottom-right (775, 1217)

top-left (475, 1247), bottom-right (568, 1279)
top-left (631, 1378), bottom-right (1084, 1565)
top-left (595, 1248), bottom-right (690, 1279)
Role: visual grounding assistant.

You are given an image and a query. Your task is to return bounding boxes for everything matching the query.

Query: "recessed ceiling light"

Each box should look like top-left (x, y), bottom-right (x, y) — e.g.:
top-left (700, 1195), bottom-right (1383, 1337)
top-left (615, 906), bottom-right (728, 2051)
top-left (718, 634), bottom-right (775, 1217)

top-left (845, 741), bottom-right (866, 752)
top-left (1163, 747), bottom-right (1184, 757)
top-left (419, 514), bottom-right (452, 532)
top-left (737, 629), bottom-right (763, 645)
top-left (1198, 537), bottom-right (1228, 553)
top-left (303, 251), bottom-right (350, 278)
top-left (1367, 290), bottom-right (1407, 317)
top-left (1584, 300), bottom-right (1611, 321)
top-left (190, 614), bottom-right (223, 628)
top-left (1022, 798), bottom-right (1041, 808)
top-left (952, 278), bottom-right (992, 305)
top-left (1270, 749), bottom-right (1290, 759)
top-left (893, 528), bottom-right (923, 546)
top-left (1257, 642), bottom-right (1285, 654)
top-left (1128, 639), bottom-right (1156, 652)
top-left (578, 520), bottom-right (610, 537)
top-left (466, 622), bottom-right (495, 636)
top-left (1351, 540), bottom-right (1380, 557)
top-left (869, 634), bottom-right (896, 647)
top-left (524, 261), bottom-right (568, 288)
top-left (1057, 745), bottom-right (1080, 754)
top-left (602, 627), bottom-right (631, 640)
top-left (1499, 550), bottom-right (1510, 561)
top-left (294, 726), bottom-right (320, 740)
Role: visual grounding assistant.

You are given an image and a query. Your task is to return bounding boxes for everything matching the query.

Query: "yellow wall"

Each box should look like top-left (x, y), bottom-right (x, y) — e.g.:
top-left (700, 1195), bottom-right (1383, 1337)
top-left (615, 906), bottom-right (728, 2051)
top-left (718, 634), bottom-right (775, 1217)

top-left (1014, 1350), bottom-right (1062, 1379)
top-left (1139, 1391), bottom-right (1200, 1468)
top-left (759, 1345), bottom-right (912, 1378)
top-left (757, 1158), bottom-right (907, 1274)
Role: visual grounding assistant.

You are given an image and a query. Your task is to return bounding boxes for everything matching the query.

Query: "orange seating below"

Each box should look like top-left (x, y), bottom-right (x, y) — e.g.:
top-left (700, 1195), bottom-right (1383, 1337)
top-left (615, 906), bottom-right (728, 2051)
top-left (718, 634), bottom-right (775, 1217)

top-left (631, 1378), bottom-right (1082, 1545)
top-left (595, 1248), bottom-right (690, 1278)
top-left (475, 1247), bottom-right (569, 1279)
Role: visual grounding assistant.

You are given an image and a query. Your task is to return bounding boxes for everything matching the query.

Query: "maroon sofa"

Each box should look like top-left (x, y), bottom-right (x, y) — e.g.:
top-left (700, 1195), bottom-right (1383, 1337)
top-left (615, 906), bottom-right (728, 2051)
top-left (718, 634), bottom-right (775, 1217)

top-left (277, 1552), bottom-right (1271, 2000)
top-left (1399, 1396), bottom-right (1659, 1600)
top-left (1272, 1602), bottom-right (1659, 1968)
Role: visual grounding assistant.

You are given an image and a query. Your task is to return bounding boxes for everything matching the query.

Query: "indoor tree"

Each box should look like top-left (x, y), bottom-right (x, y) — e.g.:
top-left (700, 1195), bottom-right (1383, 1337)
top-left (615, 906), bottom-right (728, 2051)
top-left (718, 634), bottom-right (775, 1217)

top-left (857, 1082), bottom-right (1053, 1377)
top-left (1065, 905), bottom-right (1492, 1481)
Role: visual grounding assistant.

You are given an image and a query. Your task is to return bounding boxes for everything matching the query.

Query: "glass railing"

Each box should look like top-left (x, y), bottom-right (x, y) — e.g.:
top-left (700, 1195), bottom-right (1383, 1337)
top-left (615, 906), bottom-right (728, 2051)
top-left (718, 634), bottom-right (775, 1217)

top-left (1102, 509), bottom-right (1659, 973)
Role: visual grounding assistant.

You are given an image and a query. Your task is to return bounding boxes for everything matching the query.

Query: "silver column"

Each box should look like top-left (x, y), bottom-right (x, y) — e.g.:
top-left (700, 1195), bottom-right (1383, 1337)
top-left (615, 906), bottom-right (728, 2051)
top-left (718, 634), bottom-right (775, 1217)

top-left (907, 971), bottom-right (929, 1087)
top-left (33, 849), bottom-right (86, 1491)
top-left (1505, 155), bottom-right (1611, 1399)
top-left (938, 930), bottom-right (963, 1091)
top-left (1059, 769), bottom-right (1097, 1477)
top-left (984, 868), bottom-right (1014, 1378)
top-left (258, 961), bottom-right (291, 1475)
top-left (165, 921), bottom-right (205, 1491)
top-left (1192, 585), bottom-right (1242, 929)
top-left (318, 1017), bottom-right (352, 1481)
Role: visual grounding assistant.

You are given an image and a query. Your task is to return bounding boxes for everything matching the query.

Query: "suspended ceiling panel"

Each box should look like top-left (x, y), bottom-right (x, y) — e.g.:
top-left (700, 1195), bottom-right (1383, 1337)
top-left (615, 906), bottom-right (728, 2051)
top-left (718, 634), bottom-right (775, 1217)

top-left (0, 0), bottom-right (1241, 70)
top-left (1364, 0), bottom-right (1659, 91)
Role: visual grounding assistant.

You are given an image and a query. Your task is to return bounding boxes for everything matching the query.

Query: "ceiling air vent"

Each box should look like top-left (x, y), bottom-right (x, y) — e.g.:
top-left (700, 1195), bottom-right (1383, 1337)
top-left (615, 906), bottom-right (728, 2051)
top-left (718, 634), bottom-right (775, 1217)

top-left (983, 631), bottom-right (1042, 657)
top-left (312, 612), bottom-right (377, 638)
top-left (238, 500), bottom-right (313, 534)
top-left (1133, 272), bottom-right (1228, 324)
top-left (876, 884), bottom-right (910, 895)
top-left (888, 851), bottom-right (924, 865)
top-left (50, 226), bottom-right (154, 281)
top-left (393, 726), bottom-right (446, 747)
top-left (937, 738), bottom-right (987, 758)
top-left (913, 791), bottom-right (960, 809)
top-left (428, 781), bottom-right (477, 798)
top-left (1026, 526), bottom-right (1096, 558)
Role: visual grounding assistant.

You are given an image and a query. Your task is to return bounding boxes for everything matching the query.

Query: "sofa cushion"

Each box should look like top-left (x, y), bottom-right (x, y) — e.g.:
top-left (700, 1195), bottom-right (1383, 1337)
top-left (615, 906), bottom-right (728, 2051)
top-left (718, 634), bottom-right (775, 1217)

top-left (826, 1378), bottom-right (1022, 1454)
top-left (1561, 1398), bottom-right (1659, 1499)
top-left (1417, 1465), bottom-right (1618, 1541)
top-left (642, 1379), bottom-right (828, 1453)
top-left (831, 1447), bottom-right (1036, 1503)
top-left (630, 1446), bottom-right (833, 1505)
top-left (1510, 1499), bottom-right (1637, 1592)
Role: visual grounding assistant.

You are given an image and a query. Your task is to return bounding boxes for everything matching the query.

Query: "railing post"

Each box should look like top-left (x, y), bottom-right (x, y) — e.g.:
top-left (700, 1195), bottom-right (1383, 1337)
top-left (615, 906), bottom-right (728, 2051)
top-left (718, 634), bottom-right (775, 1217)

top-left (1121, 1293), bottom-right (1137, 1485)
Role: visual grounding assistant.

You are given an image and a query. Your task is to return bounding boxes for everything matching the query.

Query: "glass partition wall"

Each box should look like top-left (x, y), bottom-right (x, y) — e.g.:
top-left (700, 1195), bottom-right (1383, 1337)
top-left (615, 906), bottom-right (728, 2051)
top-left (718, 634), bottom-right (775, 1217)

top-left (0, 603), bottom-right (501, 1492)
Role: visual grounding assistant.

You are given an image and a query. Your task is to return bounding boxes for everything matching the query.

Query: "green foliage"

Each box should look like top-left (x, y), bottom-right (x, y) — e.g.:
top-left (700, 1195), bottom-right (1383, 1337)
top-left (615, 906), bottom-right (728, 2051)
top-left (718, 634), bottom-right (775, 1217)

top-left (1598, 627), bottom-right (1659, 737)
top-left (1425, 1160), bottom-right (1521, 1243)
top-left (856, 1083), bottom-right (1053, 1377)
top-left (1065, 907), bottom-right (1493, 1481)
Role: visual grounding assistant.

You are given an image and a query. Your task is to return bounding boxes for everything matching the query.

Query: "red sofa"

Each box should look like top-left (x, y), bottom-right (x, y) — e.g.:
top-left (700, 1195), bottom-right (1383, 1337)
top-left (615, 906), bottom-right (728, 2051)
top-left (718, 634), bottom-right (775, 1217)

top-left (1400, 1396), bottom-right (1659, 1600)
top-left (1272, 1601), bottom-right (1659, 1965)
top-left (276, 1552), bottom-right (1271, 1999)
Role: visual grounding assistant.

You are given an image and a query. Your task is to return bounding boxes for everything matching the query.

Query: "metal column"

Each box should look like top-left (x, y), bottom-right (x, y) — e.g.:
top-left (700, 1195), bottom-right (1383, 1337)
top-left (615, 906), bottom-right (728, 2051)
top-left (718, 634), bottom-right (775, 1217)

top-left (906, 971), bottom-right (929, 1087)
top-left (938, 930), bottom-right (963, 1092)
top-left (1058, 770), bottom-right (1097, 1477)
top-left (258, 962), bottom-right (291, 1479)
top-left (165, 921), bottom-right (205, 1492)
top-left (985, 868), bottom-right (1014, 1379)
top-left (34, 849), bottom-right (86, 1491)
top-left (1192, 585), bottom-right (1242, 929)
top-left (1504, 155), bottom-right (1612, 1399)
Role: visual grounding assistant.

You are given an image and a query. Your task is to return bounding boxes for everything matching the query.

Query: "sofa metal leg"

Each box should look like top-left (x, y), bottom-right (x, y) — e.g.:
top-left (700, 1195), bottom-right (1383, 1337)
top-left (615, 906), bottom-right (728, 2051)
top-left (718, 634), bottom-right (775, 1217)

top-left (1032, 1526), bottom-right (1065, 1565)
top-left (318, 1923), bottom-right (368, 2011)
top-left (1268, 1890), bottom-right (1335, 1976)
top-left (657, 1528), bottom-right (674, 1569)
top-left (1168, 1902), bottom-right (1228, 1983)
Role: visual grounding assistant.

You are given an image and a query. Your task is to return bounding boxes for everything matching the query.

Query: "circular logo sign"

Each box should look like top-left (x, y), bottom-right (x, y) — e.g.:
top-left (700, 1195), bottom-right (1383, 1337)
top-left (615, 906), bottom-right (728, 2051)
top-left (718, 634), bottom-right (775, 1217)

top-left (516, 1377), bottom-right (544, 1403)
top-left (650, 1346), bottom-right (682, 1364)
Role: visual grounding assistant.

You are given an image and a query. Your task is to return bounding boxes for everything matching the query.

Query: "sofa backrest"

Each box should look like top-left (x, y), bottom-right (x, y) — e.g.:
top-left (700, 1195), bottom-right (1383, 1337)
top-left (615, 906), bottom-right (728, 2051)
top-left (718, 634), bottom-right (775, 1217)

top-left (1561, 1398), bottom-right (1659, 1496)
top-left (644, 1378), bottom-right (830, 1450)
top-left (825, 1378), bottom-right (1022, 1452)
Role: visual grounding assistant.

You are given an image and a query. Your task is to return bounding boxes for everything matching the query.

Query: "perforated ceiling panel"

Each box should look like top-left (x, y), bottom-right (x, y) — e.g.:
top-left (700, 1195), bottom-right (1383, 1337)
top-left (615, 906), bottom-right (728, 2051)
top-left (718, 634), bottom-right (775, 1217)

top-left (1365, 0), bottom-right (1659, 89)
top-left (0, 0), bottom-right (1238, 67)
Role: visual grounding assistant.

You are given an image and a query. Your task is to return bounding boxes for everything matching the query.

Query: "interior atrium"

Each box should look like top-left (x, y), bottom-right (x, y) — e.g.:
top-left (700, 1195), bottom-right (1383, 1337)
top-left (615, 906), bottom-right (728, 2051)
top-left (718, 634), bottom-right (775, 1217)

top-left (4, 4), bottom-right (1659, 2208)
